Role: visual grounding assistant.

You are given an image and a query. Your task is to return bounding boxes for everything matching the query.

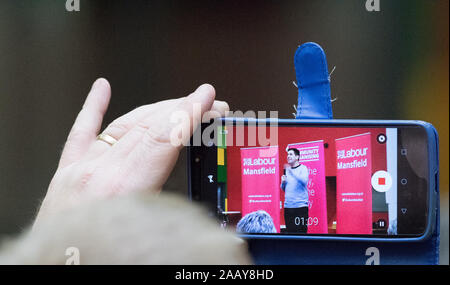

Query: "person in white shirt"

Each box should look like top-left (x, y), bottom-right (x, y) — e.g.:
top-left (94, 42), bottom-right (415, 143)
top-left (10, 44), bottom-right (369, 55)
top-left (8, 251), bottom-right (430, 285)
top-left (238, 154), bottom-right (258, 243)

top-left (281, 148), bottom-right (309, 233)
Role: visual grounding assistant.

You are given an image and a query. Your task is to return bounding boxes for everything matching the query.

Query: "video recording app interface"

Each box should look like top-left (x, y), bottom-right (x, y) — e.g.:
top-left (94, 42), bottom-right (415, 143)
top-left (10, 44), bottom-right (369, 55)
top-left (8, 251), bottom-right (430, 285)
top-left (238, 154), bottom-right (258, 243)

top-left (210, 125), bottom-right (408, 236)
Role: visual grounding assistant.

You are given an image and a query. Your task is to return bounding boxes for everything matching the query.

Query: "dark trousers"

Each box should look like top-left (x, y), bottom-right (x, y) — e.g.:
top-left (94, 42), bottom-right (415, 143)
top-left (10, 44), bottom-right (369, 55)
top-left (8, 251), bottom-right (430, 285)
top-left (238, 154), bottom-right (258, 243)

top-left (284, 207), bottom-right (309, 233)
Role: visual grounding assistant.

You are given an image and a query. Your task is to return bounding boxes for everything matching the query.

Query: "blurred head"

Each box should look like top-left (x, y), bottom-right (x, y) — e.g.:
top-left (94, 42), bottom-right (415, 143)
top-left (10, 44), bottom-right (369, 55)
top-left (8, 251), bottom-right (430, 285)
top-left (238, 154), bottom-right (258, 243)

top-left (236, 210), bottom-right (277, 234)
top-left (0, 193), bottom-right (252, 265)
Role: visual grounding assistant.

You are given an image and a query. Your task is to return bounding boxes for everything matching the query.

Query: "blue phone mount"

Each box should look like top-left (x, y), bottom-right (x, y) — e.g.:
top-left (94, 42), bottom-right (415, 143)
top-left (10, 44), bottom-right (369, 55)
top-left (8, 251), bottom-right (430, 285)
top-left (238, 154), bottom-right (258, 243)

top-left (294, 42), bottom-right (333, 120)
top-left (246, 42), bottom-right (440, 265)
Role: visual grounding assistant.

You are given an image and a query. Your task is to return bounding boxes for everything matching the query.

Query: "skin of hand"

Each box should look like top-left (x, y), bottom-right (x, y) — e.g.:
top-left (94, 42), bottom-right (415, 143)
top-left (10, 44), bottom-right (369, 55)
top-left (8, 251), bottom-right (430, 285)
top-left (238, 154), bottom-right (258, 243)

top-left (34, 78), bottom-right (229, 225)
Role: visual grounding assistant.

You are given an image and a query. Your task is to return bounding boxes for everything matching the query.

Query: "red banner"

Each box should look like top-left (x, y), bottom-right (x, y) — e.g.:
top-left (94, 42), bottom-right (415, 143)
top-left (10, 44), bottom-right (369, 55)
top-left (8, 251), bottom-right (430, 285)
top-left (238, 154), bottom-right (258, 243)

top-left (335, 133), bottom-right (373, 234)
top-left (240, 146), bottom-right (280, 232)
top-left (287, 141), bottom-right (328, 233)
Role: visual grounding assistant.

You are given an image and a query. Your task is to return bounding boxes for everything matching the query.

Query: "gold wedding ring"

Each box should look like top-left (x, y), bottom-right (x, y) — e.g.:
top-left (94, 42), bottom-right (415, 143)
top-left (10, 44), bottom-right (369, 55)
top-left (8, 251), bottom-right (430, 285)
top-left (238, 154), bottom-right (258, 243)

top-left (97, 133), bottom-right (118, 146)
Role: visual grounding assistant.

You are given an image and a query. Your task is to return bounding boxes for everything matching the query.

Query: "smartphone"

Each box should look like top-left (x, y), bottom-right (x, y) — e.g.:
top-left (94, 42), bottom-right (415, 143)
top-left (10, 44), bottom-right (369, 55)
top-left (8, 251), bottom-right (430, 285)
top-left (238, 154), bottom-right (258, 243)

top-left (188, 118), bottom-right (439, 240)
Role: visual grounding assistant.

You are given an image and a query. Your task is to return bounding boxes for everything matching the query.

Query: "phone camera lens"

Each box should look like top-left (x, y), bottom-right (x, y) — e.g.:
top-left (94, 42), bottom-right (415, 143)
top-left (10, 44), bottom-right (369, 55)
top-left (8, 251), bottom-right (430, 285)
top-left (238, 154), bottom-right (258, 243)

top-left (400, 178), bottom-right (408, 185)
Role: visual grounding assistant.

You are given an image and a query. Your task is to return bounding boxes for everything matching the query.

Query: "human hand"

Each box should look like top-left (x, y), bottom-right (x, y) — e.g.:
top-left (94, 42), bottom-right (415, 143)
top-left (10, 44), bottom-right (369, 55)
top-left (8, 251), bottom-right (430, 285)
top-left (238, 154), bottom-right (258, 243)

top-left (35, 78), bottom-right (229, 224)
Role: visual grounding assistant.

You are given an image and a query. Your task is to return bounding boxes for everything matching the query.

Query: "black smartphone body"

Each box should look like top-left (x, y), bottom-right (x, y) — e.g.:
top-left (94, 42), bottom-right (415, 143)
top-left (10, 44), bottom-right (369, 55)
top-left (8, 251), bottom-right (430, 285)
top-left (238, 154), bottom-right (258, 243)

top-left (188, 118), bottom-right (439, 240)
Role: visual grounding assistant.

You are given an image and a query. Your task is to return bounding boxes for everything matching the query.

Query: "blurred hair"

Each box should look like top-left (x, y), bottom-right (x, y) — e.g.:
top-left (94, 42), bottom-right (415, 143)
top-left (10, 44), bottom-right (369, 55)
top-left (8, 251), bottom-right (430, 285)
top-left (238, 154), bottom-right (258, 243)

top-left (287, 148), bottom-right (300, 156)
top-left (236, 210), bottom-right (277, 234)
top-left (0, 193), bottom-right (252, 265)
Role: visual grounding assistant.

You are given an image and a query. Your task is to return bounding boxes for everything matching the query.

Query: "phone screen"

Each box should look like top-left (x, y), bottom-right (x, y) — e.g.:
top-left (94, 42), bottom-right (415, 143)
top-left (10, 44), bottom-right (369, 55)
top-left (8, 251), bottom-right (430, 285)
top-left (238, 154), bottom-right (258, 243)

top-left (190, 121), bottom-right (430, 237)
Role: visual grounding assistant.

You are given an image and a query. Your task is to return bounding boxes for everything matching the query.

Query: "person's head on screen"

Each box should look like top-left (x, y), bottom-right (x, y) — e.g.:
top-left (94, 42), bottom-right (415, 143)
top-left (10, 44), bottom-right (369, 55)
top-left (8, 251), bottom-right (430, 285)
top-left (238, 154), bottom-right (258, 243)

top-left (236, 210), bottom-right (277, 234)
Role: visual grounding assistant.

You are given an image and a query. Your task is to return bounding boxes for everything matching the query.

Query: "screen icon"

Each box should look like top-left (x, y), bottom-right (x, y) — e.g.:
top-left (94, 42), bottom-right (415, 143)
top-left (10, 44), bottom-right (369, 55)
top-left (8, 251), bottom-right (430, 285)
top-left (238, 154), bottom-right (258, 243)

top-left (377, 133), bottom-right (387, 144)
top-left (377, 219), bottom-right (386, 229)
top-left (371, 170), bottom-right (392, 192)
